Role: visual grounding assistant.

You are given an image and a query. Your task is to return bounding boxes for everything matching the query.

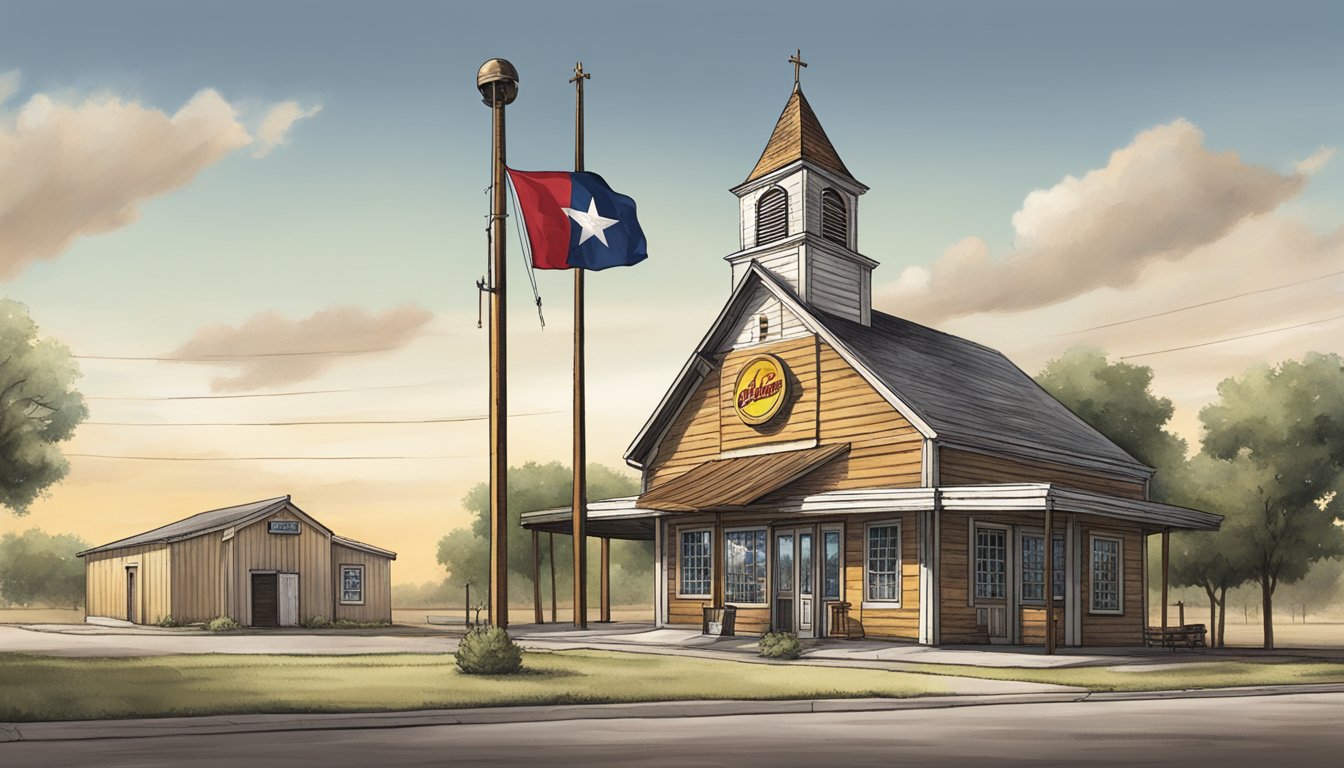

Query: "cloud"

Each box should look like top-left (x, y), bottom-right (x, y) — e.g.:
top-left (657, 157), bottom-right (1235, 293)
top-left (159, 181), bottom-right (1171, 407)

top-left (252, 100), bottom-right (322, 158)
top-left (168, 305), bottom-right (435, 391)
top-left (879, 119), bottom-right (1307, 323)
top-left (0, 70), bottom-right (19, 105)
top-left (0, 78), bottom-right (320, 280)
top-left (1296, 146), bottom-right (1337, 175)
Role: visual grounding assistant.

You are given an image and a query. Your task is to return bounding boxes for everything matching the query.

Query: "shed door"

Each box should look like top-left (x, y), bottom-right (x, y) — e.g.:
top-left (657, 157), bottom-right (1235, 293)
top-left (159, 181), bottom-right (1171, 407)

top-left (251, 573), bottom-right (279, 627)
top-left (278, 574), bottom-right (299, 627)
top-left (125, 567), bottom-right (138, 624)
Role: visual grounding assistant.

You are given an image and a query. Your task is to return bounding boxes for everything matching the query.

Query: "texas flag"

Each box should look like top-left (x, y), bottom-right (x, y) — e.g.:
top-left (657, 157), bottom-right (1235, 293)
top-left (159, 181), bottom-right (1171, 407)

top-left (506, 169), bottom-right (648, 270)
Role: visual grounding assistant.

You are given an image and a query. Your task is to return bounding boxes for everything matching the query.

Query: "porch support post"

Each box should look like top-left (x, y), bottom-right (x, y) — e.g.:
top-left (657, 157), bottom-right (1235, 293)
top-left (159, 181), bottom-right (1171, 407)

top-left (548, 532), bottom-right (557, 623)
top-left (1161, 528), bottom-right (1170, 632)
top-left (1044, 498), bottom-right (1056, 655)
top-left (532, 529), bottom-right (543, 624)
top-left (712, 512), bottom-right (724, 609)
top-left (600, 537), bottom-right (611, 622)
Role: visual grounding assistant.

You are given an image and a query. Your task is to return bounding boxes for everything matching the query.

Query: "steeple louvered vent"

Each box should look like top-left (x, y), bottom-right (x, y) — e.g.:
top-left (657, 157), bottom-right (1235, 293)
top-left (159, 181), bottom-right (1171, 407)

top-left (756, 187), bottom-right (788, 245)
top-left (821, 188), bottom-right (847, 245)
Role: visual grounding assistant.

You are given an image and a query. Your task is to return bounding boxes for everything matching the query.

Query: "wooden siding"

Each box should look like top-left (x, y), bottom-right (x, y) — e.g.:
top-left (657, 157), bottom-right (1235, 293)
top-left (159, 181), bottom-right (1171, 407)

top-left (725, 283), bottom-right (808, 348)
top-left (84, 544), bottom-right (171, 624)
top-left (169, 535), bottom-right (224, 624)
top-left (647, 369), bottom-right (722, 488)
top-left (937, 514), bottom-right (983, 644)
top-left (847, 512), bottom-right (919, 640)
top-left (226, 508), bottom-right (332, 626)
top-left (939, 447), bottom-right (1147, 500)
top-left (805, 248), bottom-right (863, 323)
top-left (718, 336), bottom-right (819, 454)
top-left (1080, 518), bottom-right (1146, 647)
top-left (332, 544), bottom-right (393, 623)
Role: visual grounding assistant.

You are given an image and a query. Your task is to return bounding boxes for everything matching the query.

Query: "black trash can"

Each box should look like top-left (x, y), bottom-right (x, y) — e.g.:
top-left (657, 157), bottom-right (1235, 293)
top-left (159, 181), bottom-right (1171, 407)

top-left (701, 604), bottom-right (738, 637)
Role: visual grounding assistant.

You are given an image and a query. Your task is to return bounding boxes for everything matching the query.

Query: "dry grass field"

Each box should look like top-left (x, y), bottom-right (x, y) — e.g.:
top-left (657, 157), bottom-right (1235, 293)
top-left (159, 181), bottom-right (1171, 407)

top-left (0, 609), bottom-right (83, 625)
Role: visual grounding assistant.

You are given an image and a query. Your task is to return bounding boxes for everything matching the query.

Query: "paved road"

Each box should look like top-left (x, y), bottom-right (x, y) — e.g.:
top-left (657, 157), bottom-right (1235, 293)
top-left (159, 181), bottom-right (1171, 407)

top-left (4, 692), bottom-right (1341, 767)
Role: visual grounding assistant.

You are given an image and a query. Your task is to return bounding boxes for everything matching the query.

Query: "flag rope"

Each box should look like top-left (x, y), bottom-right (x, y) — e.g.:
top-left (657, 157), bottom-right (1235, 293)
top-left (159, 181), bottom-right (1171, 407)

top-left (506, 175), bottom-right (546, 329)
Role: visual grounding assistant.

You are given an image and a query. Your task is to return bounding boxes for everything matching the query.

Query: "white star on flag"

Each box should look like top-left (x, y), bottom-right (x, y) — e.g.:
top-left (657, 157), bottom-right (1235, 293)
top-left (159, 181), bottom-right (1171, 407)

top-left (562, 198), bottom-right (620, 247)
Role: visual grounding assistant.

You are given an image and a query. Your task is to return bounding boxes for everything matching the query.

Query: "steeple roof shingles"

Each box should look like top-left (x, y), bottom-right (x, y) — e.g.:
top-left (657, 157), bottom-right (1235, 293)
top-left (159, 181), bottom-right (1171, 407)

top-left (745, 88), bottom-right (858, 184)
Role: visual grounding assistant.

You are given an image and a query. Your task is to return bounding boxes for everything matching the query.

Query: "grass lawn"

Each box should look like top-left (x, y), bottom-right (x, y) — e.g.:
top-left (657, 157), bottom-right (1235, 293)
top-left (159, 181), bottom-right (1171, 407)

top-left (897, 660), bottom-right (1344, 692)
top-left (0, 650), bottom-right (949, 722)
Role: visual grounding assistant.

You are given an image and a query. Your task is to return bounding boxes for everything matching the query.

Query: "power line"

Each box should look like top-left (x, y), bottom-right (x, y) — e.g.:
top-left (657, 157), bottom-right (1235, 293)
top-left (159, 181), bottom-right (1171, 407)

top-left (1060, 268), bottom-right (1344, 336)
top-left (85, 380), bottom-right (454, 401)
top-left (83, 411), bottom-right (559, 427)
top-left (68, 453), bottom-right (474, 462)
top-left (73, 347), bottom-right (405, 362)
top-left (1120, 310), bottom-right (1344, 360)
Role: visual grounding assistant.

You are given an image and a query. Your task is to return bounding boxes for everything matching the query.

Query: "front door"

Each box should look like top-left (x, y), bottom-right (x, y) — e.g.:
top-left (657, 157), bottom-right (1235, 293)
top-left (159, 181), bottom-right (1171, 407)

top-left (773, 527), bottom-right (817, 638)
top-left (251, 573), bottom-right (279, 627)
top-left (125, 567), bottom-right (138, 624)
top-left (277, 573), bottom-right (299, 627)
top-left (973, 525), bottom-right (1011, 642)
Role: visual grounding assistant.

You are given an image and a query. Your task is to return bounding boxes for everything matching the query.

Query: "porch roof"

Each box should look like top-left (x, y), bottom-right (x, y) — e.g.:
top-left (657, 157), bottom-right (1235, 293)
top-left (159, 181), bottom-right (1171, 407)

top-left (519, 482), bottom-right (1221, 537)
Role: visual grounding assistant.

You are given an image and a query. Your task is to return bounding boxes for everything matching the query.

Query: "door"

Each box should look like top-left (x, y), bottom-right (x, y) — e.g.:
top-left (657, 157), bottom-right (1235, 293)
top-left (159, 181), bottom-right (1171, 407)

top-left (277, 573), bottom-right (299, 627)
top-left (125, 567), bottom-right (138, 624)
top-left (973, 526), bottom-right (1011, 642)
top-left (820, 526), bottom-right (843, 637)
top-left (773, 532), bottom-right (794, 633)
top-left (251, 573), bottom-right (279, 627)
top-left (796, 530), bottom-right (815, 638)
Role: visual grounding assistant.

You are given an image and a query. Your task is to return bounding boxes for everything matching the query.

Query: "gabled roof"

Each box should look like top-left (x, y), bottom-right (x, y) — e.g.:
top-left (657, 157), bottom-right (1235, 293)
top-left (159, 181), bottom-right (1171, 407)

top-left (77, 496), bottom-right (324, 556)
top-left (745, 87), bottom-right (858, 185)
top-left (625, 264), bottom-right (1152, 480)
top-left (332, 535), bottom-right (397, 560)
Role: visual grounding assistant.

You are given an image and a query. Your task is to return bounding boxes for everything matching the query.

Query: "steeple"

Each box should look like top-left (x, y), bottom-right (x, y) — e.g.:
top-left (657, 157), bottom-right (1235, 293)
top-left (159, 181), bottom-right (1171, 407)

top-left (726, 54), bottom-right (875, 326)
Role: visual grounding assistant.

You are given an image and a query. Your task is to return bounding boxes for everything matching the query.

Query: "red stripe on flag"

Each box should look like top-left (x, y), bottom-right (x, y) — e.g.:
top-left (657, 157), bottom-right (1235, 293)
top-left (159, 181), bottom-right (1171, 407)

top-left (507, 170), bottom-right (573, 270)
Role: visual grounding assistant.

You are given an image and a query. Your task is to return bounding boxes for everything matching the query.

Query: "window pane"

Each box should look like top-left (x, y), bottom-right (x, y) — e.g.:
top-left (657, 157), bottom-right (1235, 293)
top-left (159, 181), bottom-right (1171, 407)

top-left (975, 528), bottom-right (1006, 600)
top-left (725, 530), bottom-right (767, 604)
top-left (1052, 533), bottom-right (1066, 598)
top-left (866, 524), bottom-right (900, 601)
top-left (776, 535), bottom-right (794, 594)
top-left (798, 534), bottom-right (813, 596)
top-left (341, 567), bottom-right (362, 603)
top-left (679, 530), bottom-right (711, 595)
top-left (1021, 534), bottom-right (1044, 601)
top-left (823, 531), bottom-right (841, 600)
top-left (1091, 538), bottom-right (1121, 611)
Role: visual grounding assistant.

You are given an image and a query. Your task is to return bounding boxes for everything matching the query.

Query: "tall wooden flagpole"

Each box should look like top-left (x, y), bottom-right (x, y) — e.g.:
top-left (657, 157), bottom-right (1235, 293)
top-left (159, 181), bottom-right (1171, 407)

top-left (570, 60), bottom-right (590, 629)
top-left (478, 58), bottom-right (518, 630)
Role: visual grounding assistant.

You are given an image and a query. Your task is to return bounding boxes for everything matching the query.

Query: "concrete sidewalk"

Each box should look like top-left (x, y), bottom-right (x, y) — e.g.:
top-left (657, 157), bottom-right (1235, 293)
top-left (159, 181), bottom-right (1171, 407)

top-left (5, 683), bottom-right (1343, 745)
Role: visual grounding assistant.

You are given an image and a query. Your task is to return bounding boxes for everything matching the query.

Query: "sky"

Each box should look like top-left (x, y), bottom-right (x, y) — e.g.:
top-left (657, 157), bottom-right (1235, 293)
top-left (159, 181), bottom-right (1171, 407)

top-left (0, 0), bottom-right (1340, 585)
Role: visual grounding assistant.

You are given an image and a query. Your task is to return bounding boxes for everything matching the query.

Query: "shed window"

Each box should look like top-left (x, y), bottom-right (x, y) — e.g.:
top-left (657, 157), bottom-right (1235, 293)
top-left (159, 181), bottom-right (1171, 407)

top-left (340, 565), bottom-right (365, 605)
top-left (865, 522), bottom-right (901, 603)
top-left (1021, 532), bottom-right (1065, 603)
top-left (724, 528), bottom-right (767, 604)
top-left (678, 529), bottom-right (712, 597)
top-left (755, 188), bottom-right (788, 245)
top-left (821, 188), bottom-right (847, 245)
top-left (1090, 536), bottom-right (1123, 614)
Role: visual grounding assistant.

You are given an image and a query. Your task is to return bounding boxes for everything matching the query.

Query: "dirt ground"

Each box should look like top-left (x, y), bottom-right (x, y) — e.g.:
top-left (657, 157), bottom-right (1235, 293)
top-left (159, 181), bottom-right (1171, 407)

top-left (0, 609), bottom-right (83, 624)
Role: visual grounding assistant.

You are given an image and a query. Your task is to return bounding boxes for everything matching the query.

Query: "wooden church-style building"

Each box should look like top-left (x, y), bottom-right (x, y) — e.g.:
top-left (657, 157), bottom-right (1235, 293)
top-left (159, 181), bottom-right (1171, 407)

top-left (524, 71), bottom-right (1219, 648)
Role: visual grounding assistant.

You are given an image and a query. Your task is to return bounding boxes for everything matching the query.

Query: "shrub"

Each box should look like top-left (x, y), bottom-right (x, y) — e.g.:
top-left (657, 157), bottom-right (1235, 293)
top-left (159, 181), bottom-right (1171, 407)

top-left (299, 616), bottom-right (333, 629)
top-left (454, 625), bottom-right (523, 675)
top-left (758, 631), bottom-right (802, 660)
top-left (154, 616), bottom-right (181, 628)
top-left (204, 616), bottom-right (242, 632)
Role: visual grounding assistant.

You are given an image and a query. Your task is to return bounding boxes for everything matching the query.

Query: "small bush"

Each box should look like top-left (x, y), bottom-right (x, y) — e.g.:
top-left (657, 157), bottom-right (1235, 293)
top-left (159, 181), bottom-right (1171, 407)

top-left (758, 631), bottom-right (802, 660)
top-left (154, 616), bottom-right (181, 628)
top-left (454, 625), bottom-right (523, 675)
top-left (299, 616), bottom-right (333, 629)
top-left (204, 616), bottom-right (242, 632)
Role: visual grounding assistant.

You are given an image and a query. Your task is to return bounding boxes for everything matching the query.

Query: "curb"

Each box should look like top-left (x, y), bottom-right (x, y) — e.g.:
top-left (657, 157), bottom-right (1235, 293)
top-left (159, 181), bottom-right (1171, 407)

top-left (3, 683), bottom-right (1343, 744)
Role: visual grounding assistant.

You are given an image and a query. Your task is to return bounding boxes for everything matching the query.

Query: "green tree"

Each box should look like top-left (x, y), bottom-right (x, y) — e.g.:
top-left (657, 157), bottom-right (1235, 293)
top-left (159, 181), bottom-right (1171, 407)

top-left (1199, 353), bottom-right (1344, 649)
top-left (1168, 456), bottom-right (1257, 647)
top-left (1035, 347), bottom-right (1188, 499)
top-left (436, 462), bottom-right (647, 611)
top-left (0, 299), bottom-right (88, 515)
top-left (1278, 557), bottom-right (1343, 624)
top-left (0, 529), bottom-right (88, 608)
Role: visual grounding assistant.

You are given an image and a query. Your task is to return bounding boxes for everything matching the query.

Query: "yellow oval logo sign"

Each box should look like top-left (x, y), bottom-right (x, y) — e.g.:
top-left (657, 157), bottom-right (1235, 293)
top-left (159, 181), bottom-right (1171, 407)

top-left (734, 354), bottom-right (788, 426)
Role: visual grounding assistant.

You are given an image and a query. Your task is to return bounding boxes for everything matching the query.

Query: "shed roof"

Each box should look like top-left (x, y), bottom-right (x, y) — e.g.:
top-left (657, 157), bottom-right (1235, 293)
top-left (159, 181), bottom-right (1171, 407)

top-left (77, 496), bottom-right (322, 556)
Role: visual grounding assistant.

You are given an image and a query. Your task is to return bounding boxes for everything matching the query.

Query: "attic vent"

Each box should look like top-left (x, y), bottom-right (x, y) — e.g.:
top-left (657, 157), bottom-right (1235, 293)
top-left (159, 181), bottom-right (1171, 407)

top-left (756, 187), bottom-right (788, 246)
top-left (758, 314), bottom-right (769, 342)
top-left (821, 188), bottom-right (847, 245)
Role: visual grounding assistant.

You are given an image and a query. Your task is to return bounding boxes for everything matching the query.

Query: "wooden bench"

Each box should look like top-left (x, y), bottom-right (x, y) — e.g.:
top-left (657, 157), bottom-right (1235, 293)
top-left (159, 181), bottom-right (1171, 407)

top-left (1144, 624), bottom-right (1208, 650)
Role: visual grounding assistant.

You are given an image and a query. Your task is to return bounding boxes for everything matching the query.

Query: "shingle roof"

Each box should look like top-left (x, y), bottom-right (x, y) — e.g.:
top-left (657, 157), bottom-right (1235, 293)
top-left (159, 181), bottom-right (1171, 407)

top-left (77, 496), bottom-right (296, 556)
top-left (745, 87), bottom-right (857, 184)
top-left (810, 308), bottom-right (1151, 475)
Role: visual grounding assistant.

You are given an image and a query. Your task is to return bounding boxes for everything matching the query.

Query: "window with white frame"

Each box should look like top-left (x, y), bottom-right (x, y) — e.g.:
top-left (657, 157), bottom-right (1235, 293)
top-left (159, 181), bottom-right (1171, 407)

top-left (678, 528), bottom-right (712, 597)
top-left (865, 522), bottom-right (901, 603)
top-left (1090, 536), bottom-right (1123, 613)
top-left (340, 565), bottom-right (364, 605)
top-left (822, 529), bottom-right (842, 600)
top-left (724, 529), bottom-right (767, 604)
top-left (1020, 532), bottom-right (1065, 603)
top-left (974, 527), bottom-right (1007, 600)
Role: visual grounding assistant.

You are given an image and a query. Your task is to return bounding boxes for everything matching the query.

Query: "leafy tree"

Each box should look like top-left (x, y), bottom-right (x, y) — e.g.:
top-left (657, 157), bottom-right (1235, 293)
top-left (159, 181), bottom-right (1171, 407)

top-left (1035, 347), bottom-right (1187, 499)
top-left (0, 529), bottom-right (88, 608)
top-left (1278, 558), bottom-right (1343, 624)
top-left (0, 300), bottom-right (88, 515)
top-left (436, 461), bottom-right (647, 611)
top-left (1167, 456), bottom-right (1257, 647)
top-left (1199, 353), bottom-right (1344, 649)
